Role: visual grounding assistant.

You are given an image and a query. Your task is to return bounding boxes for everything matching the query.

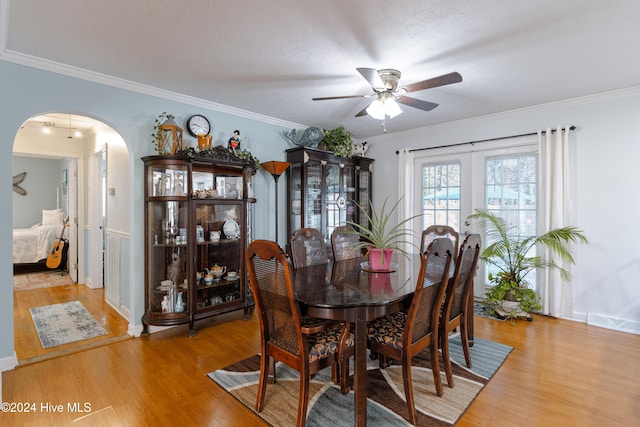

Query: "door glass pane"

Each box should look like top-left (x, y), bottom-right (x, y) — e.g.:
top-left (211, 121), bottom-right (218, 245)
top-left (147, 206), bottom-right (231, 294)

top-left (421, 162), bottom-right (461, 231)
top-left (484, 154), bottom-right (538, 288)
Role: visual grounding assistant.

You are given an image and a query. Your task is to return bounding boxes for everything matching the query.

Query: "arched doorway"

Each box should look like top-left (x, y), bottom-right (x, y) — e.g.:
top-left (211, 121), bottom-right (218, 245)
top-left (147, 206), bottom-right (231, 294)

top-left (12, 113), bottom-right (131, 363)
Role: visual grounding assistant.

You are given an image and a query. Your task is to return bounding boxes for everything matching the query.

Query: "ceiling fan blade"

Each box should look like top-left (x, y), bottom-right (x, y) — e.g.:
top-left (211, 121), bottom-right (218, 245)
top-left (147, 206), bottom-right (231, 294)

top-left (312, 94), bottom-right (369, 101)
top-left (356, 67), bottom-right (386, 90)
top-left (397, 96), bottom-right (439, 112)
top-left (355, 106), bottom-right (369, 117)
top-left (401, 71), bottom-right (462, 94)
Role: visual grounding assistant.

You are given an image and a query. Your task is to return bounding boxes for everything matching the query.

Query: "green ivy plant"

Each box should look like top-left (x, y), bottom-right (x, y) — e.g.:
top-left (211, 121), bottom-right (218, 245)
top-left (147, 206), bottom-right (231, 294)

top-left (322, 126), bottom-right (353, 158)
top-left (235, 149), bottom-right (260, 169)
top-left (150, 112), bottom-right (169, 151)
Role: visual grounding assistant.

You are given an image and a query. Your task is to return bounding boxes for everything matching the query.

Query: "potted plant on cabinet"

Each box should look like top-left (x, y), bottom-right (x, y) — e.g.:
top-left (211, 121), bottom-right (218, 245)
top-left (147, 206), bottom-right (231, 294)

top-left (322, 126), bottom-right (354, 158)
top-left (347, 195), bottom-right (420, 271)
top-left (466, 209), bottom-right (588, 322)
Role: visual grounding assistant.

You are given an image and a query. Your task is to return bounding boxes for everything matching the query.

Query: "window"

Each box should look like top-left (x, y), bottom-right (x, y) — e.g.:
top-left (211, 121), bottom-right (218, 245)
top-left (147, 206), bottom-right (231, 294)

top-left (412, 137), bottom-right (538, 299)
top-left (420, 162), bottom-right (461, 230)
top-left (484, 153), bottom-right (538, 288)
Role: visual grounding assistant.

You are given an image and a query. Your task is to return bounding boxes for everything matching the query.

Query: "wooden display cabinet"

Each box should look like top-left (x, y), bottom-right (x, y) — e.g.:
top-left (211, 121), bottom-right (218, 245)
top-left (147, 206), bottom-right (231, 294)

top-left (142, 149), bottom-right (255, 336)
top-left (285, 146), bottom-right (374, 251)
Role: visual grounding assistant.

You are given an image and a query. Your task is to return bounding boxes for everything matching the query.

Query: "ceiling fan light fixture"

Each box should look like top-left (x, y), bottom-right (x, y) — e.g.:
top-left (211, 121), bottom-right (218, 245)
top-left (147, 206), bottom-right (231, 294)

top-left (366, 95), bottom-right (403, 120)
top-left (366, 98), bottom-right (386, 120)
top-left (385, 98), bottom-right (403, 118)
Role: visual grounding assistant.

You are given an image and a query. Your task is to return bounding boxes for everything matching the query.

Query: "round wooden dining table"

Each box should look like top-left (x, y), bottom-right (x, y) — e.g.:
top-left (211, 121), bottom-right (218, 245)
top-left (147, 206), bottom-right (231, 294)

top-left (292, 255), bottom-right (419, 427)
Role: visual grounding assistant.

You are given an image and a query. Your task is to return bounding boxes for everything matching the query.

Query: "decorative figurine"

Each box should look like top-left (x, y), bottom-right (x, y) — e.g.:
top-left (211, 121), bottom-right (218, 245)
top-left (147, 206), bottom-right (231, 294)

top-left (228, 129), bottom-right (241, 151)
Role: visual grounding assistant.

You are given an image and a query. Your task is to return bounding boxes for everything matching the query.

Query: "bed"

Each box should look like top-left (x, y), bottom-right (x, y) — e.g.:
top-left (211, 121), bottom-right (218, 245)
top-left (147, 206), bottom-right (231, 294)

top-left (13, 209), bottom-right (66, 265)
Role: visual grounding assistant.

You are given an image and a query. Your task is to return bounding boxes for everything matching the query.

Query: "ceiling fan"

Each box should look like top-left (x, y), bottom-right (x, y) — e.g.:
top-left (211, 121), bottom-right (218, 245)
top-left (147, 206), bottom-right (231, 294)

top-left (312, 68), bottom-right (462, 120)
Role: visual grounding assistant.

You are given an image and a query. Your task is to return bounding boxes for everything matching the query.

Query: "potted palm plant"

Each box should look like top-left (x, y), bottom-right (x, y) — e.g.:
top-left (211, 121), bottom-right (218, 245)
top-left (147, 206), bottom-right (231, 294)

top-left (347, 195), bottom-right (420, 271)
top-left (466, 209), bottom-right (588, 321)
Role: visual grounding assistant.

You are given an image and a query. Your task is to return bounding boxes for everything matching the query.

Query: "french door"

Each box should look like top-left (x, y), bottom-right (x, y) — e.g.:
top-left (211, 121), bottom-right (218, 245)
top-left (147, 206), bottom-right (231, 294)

top-left (411, 139), bottom-right (538, 300)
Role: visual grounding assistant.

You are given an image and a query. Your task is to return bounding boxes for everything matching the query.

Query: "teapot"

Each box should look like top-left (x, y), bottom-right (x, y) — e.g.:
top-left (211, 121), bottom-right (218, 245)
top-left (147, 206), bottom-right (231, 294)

top-left (210, 264), bottom-right (227, 279)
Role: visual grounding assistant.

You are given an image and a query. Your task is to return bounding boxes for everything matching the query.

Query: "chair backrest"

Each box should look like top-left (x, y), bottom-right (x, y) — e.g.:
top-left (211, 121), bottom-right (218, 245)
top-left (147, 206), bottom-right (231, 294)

top-left (290, 228), bottom-right (327, 268)
top-left (331, 225), bottom-right (361, 261)
top-left (443, 233), bottom-right (481, 322)
top-left (406, 238), bottom-right (454, 344)
top-left (246, 239), bottom-right (301, 356)
top-left (420, 225), bottom-right (459, 257)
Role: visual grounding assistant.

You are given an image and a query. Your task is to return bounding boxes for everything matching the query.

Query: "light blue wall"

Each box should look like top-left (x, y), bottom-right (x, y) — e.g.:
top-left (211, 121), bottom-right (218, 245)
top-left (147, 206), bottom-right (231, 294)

top-left (0, 60), bottom-right (296, 361)
top-left (12, 156), bottom-right (62, 228)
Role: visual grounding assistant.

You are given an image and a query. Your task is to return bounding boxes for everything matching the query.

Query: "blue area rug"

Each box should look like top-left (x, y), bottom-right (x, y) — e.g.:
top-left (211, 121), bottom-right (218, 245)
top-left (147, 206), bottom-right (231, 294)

top-left (208, 335), bottom-right (512, 426)
top-left (30, 301), bottom-right (108, 349)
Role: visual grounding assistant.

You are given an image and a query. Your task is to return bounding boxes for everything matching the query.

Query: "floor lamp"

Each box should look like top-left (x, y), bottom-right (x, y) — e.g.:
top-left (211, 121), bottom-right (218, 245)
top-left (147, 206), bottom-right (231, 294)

top-left (260, 161), bottom-right (290, 245)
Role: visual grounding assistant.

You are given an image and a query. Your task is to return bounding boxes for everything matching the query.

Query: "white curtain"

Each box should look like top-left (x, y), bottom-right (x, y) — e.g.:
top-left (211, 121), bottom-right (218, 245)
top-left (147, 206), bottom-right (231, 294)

top-left (538, 126), bottom-right (572, 317)
top-left (397, 148), bottom-right (416, 254)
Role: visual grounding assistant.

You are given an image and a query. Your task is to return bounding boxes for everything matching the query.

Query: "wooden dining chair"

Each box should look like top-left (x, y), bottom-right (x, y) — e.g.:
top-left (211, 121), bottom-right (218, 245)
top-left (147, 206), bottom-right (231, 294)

top-left (367, 238), bottom-right (454, 424)
top-left (420, 225), bottom-right (459, 258)
top-left (289, 227), bottom-right (354, 391)
top-left (290, 228), bottom-right (328, 268)
top-left (246, 240), bottom-right (354, 427)
top-left (440, 233), bottom-right (481, 387)
top-left (330, 225), bottom-right (362, 261)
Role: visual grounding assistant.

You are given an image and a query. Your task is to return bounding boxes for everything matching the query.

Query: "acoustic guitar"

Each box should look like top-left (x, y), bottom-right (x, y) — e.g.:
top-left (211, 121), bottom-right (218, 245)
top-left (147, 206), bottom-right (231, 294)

top-left (46, 220), bottom-right (69, 270)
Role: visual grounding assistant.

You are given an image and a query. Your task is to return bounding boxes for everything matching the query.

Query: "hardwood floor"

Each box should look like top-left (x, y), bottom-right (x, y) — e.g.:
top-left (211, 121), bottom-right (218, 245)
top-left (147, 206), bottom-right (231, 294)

top-left (2, 309), bottom-right (639, 426)
top-left (13, 276), bottom-right (130, 365)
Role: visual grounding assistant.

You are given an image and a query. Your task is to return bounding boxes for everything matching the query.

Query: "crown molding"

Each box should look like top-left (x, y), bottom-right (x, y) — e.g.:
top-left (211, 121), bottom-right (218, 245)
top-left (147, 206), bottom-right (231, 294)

top-left (0, 32), bottom-right (305, 131)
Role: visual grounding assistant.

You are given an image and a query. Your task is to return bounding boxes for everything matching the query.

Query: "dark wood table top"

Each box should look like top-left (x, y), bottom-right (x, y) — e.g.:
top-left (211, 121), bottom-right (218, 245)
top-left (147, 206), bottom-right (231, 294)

top-left (292, 255), bottom-right (422, 311)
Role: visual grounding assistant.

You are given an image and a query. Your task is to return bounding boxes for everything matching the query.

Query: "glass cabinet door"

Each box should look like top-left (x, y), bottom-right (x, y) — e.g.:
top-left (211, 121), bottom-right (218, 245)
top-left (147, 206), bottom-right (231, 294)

top-left (149, 164), bottom-right (188, 197)
top-left (289, 164), bottom-right (302, 232)
top-left (305, 162), bottom-right (322, 231)
top-left (193, 201), bottom-right (243, 312)
top-left (324, 162), bottom-right (341, 239)
top-left (146, 200), bottom-right (189, 316)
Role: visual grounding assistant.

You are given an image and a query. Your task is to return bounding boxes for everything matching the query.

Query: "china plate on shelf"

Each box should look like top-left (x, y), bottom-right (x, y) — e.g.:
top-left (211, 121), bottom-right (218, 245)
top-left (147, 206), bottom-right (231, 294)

top-left (223, 219), bottom-right (240, 239)
top-left (360, 261), bottom-right (398, 273)
top-left (224, 275), bottom-right (240, 281)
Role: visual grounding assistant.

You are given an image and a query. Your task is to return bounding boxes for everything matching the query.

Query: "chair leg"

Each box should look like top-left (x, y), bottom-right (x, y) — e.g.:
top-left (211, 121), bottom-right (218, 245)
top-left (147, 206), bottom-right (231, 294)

top-left (459, 316), bottom-right (472, 368)
top-left (297, 367), bottom-right (310, 427)
top-left (441, 329), bottom-right (454, 388)
top-left (256, 354), bottom-right (270, 412)
top-left (431, 343), bottom-right (444, 397)
top-left (401, 354), bottom-right (418, 425)
top-left (267, 357), bottom-right (276, 384)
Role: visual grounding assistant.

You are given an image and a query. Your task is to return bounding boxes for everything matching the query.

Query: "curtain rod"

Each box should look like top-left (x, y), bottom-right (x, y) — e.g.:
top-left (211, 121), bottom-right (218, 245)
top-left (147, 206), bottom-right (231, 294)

top-left (397, 125), bottom-right (576, 154)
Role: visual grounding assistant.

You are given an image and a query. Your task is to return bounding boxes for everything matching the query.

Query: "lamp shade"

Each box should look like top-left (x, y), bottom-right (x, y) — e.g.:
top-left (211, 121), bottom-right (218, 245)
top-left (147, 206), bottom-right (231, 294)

top-left (366, 99), bottom-right (386, 120)
top-left (261, 161), bottom-right (291, 177)
top-left (384, 98), bottom-right (403, 118)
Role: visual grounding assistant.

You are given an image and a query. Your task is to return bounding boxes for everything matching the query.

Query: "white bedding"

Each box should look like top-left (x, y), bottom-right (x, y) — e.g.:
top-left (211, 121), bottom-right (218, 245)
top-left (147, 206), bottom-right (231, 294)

top-left (12, 224), bottom-right (62, 264)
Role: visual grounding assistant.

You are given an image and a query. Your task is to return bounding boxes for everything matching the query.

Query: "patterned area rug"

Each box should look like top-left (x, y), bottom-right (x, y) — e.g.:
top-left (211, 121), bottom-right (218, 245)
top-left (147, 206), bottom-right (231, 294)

top-left (474, 302), bottom-right (505, 321)
top-left (30, 301), bottom-right (108, 349)
top-left (14, 271), bottom-right (73, 292)
top-left (208, 335), bottom-right (512, 426)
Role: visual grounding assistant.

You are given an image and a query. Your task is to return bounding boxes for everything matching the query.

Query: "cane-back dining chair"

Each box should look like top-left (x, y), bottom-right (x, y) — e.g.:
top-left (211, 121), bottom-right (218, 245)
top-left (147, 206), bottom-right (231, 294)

top-left (290, 228), bottom-right (328, 268)
top-left (367, 238), bottom-right (454, 425)
top-left (246, 240), bottom-right (354, 427)
top-left (440, 233), bottom-right (481, 387)
top-left (420, 225), bottom-right (459, 259)
top-left (330, 225), bottom-right (362, 261)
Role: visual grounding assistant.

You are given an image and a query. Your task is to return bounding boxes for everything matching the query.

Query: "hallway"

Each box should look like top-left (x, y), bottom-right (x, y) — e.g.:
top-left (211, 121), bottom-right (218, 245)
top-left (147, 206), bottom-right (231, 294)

top-left (13, 273), bottom-right (130, 365)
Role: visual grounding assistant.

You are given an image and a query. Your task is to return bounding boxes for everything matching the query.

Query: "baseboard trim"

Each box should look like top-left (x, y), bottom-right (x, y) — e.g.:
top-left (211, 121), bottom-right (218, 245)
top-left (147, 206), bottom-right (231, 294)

top-left (0, 353), bottom-right (18, 372)
top-left (587, 313), bottom-right (640, 335)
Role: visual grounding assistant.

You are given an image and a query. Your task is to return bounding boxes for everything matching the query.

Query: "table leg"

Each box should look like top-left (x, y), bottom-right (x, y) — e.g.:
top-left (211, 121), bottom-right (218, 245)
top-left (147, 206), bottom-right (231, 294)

top-left (354, 306), bottom-right (367, 427)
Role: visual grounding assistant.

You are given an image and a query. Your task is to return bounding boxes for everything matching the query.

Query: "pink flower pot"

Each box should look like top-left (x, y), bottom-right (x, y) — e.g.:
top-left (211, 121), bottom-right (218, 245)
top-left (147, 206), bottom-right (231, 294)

top-left (368, 248), bottom-right (394, 271)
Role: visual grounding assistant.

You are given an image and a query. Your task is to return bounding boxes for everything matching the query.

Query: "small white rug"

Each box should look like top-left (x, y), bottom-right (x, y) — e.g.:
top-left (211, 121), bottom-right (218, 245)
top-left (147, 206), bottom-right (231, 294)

top-left (30, 301), bottom-right (108, 349)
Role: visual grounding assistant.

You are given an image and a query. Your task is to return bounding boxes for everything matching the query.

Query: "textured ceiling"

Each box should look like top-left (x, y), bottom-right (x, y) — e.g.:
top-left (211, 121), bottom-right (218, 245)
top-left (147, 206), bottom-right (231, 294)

top-left (3, 0), bottom-right (640, 139)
